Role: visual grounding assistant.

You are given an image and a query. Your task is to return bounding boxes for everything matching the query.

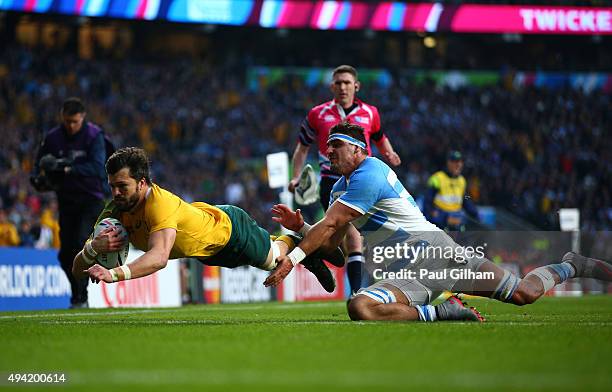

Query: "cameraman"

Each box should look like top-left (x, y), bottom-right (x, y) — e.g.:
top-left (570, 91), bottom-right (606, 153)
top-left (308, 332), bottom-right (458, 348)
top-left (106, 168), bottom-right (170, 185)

top-left (32, 98), bottom-right (107, 308)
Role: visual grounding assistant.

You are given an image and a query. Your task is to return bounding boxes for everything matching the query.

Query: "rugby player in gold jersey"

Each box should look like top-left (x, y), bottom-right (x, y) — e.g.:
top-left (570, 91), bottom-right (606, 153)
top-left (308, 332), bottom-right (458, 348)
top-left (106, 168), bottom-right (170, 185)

top-left (73, 147), bottom-right (340, 291)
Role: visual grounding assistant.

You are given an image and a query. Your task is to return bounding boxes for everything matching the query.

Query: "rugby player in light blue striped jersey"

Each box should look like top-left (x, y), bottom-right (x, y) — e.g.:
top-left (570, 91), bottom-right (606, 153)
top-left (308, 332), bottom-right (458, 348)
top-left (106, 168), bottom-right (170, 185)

top-left (265, 121), bottom-right (612, 322)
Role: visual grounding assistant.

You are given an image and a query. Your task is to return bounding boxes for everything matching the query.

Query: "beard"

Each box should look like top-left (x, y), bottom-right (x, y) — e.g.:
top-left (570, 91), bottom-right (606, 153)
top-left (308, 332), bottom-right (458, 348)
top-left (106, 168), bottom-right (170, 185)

top-left (114, 193), bottom-right (140, 212)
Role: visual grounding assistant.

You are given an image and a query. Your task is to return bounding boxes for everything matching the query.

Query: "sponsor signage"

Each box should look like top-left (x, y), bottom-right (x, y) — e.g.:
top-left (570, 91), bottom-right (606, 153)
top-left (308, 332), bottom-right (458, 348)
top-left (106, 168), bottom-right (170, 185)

top-left (203, 265), bottom-right (220, 304)
top-left (279, 264), bottom-right (345, 302)
top-left (88, 247), bottom-right (181, 308)
top-left (451, 6), bottom-right (612, 34)
top-left (0, 248), bottom-right (71, 311)
top-left (220, 266), bottom-right (272, 303)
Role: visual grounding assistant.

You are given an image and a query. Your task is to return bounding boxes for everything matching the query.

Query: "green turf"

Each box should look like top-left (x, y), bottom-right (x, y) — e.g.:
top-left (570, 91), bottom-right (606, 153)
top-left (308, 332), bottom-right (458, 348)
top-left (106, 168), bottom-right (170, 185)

top-left (1, 296), bottom-right (611, 391)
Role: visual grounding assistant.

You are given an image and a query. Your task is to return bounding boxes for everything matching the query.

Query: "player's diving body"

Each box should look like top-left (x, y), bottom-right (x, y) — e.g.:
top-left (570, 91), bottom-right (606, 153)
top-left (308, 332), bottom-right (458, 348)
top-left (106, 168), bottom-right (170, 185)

top-left (265, 122), bottom-right (612, 322)
top-left (72, 147), bottom-right (339, 291)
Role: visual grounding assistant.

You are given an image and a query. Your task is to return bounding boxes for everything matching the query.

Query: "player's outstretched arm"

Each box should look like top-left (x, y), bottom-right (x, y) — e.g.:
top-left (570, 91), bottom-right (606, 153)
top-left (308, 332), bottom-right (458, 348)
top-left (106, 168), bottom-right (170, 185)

top-left (264, 202), bottom-right (361, 287)
top-left (72, 227), bottom-right (126, 279)
top-left (86, 228), bottom-right (176, 284)
top-left (272, 203), bottom-right (349, 253)
top-left (296, 202), bottom-right (361, 256)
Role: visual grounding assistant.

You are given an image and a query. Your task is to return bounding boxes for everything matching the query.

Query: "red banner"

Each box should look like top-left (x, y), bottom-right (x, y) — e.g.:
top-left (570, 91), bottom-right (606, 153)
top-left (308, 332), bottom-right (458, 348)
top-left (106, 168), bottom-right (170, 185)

top-left (293, 264), bottom-right (345, 302)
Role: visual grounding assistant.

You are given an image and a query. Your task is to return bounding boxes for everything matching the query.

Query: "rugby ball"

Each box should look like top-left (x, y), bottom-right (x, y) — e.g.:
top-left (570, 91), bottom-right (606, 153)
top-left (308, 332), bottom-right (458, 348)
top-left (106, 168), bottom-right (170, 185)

top-left (93, 218), bottom-right (129, 269)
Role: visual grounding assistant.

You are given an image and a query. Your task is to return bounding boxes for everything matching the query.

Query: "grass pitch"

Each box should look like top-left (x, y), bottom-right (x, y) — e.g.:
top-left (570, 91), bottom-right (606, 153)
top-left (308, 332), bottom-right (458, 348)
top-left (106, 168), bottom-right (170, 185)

top-left (1, 296), bottom-right (611, 391)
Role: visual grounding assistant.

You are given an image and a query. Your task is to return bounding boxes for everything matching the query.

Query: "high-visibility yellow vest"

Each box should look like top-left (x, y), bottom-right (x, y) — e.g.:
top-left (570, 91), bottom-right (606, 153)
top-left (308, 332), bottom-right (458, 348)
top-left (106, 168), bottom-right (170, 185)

top-left (427, 171), bottom-right (466, 212)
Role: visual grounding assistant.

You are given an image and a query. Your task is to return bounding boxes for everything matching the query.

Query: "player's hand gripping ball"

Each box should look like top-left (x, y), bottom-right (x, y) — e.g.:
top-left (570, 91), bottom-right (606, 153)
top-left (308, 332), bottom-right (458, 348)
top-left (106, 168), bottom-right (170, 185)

top-left (93, 218), bottom-right (129, 269)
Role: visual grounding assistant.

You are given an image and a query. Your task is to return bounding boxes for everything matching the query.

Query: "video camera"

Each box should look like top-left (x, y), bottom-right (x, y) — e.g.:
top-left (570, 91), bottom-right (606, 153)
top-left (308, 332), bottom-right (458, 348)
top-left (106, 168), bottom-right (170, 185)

top-left (30, 154), bottom-right (73, 192)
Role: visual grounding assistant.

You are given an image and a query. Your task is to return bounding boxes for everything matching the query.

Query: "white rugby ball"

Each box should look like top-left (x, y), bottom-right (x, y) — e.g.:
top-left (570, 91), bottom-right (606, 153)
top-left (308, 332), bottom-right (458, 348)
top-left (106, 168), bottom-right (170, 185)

top-left (93, 217), bottom-right (129, 269)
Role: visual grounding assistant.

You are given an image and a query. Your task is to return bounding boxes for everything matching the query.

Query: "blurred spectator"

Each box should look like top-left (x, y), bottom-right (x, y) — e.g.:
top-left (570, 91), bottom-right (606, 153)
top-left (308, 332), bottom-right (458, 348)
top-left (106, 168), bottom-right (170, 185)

top-left (18, 219), bottom-right (36, 247)
top-left (36, 200), bottom-right (60, 249)
top-left (0, 209), bottom-right (20, 246)
top-left (0, 45), bottom-right (609, 233)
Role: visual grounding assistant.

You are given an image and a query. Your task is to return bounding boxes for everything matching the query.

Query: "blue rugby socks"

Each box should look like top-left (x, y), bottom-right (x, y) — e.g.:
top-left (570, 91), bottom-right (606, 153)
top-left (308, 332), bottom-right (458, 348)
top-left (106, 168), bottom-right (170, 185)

top-left (347, 252), bottom-right (364, 295)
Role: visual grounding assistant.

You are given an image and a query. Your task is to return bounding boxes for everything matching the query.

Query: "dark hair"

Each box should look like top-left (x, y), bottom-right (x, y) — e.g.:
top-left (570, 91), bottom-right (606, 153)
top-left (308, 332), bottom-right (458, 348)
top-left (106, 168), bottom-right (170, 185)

top-left (332, 65), bottom-right (358, 80)
top-left (105, 147), bottom-right (152, 185)
top-left (329, 121), bottom-right (367, 150)
top-left (61, 97), bottom-right (85, 115)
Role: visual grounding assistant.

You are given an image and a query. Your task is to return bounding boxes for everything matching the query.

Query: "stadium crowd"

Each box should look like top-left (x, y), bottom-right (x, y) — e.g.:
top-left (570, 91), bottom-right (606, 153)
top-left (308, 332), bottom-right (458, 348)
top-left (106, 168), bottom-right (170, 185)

top-left (0, 45), bottom-right (610, 248)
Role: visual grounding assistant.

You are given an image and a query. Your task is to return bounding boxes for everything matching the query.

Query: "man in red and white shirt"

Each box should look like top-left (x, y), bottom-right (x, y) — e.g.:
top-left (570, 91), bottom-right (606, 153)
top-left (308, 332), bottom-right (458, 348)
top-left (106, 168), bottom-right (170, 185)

top-left (288, 65), bottom-right (401, 295)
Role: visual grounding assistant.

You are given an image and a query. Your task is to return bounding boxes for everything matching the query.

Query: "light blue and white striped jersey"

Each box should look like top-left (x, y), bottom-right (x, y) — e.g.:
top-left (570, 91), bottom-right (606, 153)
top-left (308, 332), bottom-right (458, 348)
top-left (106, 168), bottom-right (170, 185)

top-left (330, 157), bottom-right (440, 247)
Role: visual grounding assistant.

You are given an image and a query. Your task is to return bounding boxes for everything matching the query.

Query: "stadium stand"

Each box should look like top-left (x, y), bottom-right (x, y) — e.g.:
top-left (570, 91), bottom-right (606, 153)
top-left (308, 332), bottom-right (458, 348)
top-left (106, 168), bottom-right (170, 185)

top-left (0, 16), bottom-right (610, 244)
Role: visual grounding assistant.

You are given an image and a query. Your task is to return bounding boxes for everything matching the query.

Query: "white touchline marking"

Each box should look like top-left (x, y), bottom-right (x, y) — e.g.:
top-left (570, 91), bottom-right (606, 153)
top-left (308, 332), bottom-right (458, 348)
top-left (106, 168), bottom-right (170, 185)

top-left (0, 302), bottom-right (342, 319)
top-left (27, 318), bottom-right (612, 327)
top-left (60, 369), bottom-right (585, 388)
top-left (39, 320), bottom-right (357, 325)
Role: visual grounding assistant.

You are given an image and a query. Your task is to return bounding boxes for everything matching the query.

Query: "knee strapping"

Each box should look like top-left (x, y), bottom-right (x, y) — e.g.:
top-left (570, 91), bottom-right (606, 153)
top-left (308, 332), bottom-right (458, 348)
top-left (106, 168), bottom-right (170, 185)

top-left (526, 267), bottom-right (556, 293)
top-left (491, 269), bottom-right (520, 302)
top-left (356, 287), bottom-right (396, 304)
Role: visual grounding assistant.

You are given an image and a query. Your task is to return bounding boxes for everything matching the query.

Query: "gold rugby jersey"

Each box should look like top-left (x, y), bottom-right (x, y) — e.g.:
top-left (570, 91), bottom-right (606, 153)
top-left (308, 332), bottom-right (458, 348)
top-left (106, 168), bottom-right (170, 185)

top-left (94, 184), bottom-right (231, 259)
